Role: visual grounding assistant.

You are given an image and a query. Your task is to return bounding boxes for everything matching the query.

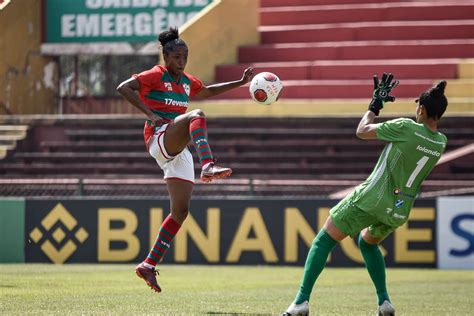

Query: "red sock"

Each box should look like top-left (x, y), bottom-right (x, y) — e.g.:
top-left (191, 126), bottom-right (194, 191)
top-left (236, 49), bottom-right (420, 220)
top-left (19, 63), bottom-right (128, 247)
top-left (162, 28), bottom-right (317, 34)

top-left (144, 215), bottom-right (181, 266)
top-left (189, 117), bottom-right (213, 167)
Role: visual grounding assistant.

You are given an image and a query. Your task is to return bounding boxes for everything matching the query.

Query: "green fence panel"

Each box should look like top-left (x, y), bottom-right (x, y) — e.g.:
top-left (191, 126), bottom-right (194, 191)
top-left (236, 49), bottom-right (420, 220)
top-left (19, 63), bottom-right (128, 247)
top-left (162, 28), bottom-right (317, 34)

top-left (0, 199), bottom-right (25, 263)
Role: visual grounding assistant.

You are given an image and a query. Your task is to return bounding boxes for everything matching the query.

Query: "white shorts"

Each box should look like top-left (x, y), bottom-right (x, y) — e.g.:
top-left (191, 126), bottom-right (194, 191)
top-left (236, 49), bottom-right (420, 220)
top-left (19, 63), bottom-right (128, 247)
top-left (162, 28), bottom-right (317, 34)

top-left (148, 124), bottom-right (195, 184)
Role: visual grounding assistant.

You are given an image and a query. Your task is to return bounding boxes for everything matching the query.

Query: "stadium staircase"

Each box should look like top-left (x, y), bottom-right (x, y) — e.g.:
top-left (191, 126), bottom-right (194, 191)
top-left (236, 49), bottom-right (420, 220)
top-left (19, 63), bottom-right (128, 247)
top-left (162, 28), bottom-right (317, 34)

top-left (0, 125), bottom-right (28, 159)
top-left (0, 116), bottom-right (472, 197)
top-left (214, 0), bottom-right (474, 101)
top-left (1, 0), bottom-right (473, 198)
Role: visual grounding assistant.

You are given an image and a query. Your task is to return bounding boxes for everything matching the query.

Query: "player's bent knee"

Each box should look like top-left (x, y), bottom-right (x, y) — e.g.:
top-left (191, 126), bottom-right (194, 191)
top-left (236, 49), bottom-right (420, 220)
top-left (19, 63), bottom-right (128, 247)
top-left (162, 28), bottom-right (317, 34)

top-left (189, 109), bottom-right (205, 118)
top-left (360, 228), bottom-right (382, 246)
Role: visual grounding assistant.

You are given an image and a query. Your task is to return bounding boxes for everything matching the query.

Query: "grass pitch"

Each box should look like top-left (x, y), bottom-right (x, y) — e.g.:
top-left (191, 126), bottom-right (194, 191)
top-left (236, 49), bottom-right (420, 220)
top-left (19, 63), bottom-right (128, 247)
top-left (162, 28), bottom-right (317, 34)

top-left (1, 264), bottom-right (472, 315)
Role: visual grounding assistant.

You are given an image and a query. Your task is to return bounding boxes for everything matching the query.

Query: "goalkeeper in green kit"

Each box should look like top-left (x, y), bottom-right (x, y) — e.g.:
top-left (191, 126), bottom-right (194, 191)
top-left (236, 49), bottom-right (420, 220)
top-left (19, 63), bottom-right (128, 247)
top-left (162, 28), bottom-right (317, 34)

top-left (283, 74), bottom-right (449, 316)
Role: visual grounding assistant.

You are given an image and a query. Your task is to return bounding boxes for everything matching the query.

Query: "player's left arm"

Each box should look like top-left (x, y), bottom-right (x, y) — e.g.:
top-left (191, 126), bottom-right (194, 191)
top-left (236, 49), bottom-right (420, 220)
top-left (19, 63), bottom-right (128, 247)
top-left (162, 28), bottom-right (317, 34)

top-left (196, 67), bottom-right (254, 99)
top-left (356, 111), bottom-right (380, 140)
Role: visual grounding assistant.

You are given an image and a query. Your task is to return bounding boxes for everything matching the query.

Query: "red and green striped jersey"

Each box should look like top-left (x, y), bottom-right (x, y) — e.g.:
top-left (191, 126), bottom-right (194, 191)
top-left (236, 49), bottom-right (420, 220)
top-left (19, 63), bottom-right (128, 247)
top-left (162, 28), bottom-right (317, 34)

top-left (133, 65), bottom-right (204, 143)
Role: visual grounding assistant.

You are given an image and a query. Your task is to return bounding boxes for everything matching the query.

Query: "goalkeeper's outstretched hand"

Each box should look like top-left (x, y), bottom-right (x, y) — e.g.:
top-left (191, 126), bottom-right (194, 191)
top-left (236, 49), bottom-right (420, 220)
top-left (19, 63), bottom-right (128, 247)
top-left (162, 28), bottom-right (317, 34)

top-left (368, 72), bottom-right (399, 116)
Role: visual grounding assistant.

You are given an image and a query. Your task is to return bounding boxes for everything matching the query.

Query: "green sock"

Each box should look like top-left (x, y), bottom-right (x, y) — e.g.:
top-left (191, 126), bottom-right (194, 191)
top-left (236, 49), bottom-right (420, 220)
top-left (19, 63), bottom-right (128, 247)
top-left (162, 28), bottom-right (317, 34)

top-left (358, 234), bottom-right (391, 305)
top-left (294, 229), bottom-right (338, 304)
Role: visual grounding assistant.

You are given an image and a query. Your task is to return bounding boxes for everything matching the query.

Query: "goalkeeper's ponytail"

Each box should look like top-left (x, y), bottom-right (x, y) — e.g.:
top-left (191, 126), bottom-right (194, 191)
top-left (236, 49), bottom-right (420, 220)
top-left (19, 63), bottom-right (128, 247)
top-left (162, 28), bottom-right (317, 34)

top-left (416, 80), bottom-right (448, 120)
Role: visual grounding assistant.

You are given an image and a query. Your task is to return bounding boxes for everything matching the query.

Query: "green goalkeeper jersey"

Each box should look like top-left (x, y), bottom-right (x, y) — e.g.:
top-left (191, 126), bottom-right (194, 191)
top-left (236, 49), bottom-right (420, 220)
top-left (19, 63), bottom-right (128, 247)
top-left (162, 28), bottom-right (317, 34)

top-left (351, 118), bottom-right (447, 227)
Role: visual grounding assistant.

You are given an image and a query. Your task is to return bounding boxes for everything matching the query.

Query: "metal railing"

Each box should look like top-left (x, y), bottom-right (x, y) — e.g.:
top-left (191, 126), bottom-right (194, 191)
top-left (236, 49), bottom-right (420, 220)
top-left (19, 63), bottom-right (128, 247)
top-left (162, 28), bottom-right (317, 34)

top-left (1, 178), bottom-right (473, 198)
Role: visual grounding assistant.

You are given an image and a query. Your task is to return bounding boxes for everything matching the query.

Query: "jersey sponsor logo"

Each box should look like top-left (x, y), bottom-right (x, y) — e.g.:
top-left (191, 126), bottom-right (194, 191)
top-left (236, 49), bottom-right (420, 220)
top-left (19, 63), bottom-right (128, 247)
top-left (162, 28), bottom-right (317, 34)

top-left (164, 98), bottom-right (188, 107)
top-left (183, 83), bottom-right (191, 96)
top-left (393, 212), bottom-right (406, 220)
top-left (164, 82), bottom-right (173, 91)
top-left (27, 203), bottom-right (89, 264)
top-left (414, 132), bottom-right (446, 147)
top-left (416, 145), bottom-right (441, 157)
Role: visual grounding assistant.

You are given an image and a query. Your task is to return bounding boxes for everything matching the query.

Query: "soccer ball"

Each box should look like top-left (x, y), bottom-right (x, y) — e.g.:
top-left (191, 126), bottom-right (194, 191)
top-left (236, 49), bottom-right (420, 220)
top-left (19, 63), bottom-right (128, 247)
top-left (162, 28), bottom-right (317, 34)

top-left (249, 72), bottom-right (283, 105)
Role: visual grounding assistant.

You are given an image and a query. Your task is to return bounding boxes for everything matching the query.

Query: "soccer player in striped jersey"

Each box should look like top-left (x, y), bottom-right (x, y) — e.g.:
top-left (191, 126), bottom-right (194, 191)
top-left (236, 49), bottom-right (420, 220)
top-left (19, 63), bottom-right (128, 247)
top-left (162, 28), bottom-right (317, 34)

top-left (283, 75), bottom-right (449, 316)
top-left (117, 27), bottom-right (254, 293)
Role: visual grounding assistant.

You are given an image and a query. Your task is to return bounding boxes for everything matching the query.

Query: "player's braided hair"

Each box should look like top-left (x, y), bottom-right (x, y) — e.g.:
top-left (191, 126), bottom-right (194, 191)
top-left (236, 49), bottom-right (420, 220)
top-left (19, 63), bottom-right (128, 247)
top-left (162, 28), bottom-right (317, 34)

top-left (416, 80), bottom-right (448, 120)
top-left (158, 27), bottom-right (187, 55)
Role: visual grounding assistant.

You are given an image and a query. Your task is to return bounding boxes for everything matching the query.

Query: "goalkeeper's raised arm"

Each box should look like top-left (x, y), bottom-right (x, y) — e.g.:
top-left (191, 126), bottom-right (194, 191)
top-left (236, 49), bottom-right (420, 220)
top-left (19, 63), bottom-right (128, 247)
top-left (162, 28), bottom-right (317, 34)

top-left (357, 72), bottom-right (399, 140)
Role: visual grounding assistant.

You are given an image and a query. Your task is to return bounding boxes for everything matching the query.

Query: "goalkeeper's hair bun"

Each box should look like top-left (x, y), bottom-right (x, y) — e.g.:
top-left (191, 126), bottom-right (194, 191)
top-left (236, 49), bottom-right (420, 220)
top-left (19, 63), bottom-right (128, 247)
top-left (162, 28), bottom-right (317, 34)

top-left (417, 80), bottom-right (448, 120)
top-left (433, 80), bottom-right (447, 95)
top-left (158, 27), bottom-right (187, 55)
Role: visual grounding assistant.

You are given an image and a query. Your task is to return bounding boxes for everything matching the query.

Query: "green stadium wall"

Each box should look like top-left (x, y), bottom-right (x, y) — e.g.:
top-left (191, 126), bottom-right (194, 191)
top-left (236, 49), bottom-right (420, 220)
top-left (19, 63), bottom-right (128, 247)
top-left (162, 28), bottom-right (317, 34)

top-left (0, 199), bottom-right (25, 263)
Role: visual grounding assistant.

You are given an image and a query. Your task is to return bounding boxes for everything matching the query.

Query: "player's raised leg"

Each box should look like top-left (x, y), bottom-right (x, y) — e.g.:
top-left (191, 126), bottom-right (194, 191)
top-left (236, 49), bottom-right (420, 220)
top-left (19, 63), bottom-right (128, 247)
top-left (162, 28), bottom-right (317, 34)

top-left (165, 109), bottom-right (232, 182)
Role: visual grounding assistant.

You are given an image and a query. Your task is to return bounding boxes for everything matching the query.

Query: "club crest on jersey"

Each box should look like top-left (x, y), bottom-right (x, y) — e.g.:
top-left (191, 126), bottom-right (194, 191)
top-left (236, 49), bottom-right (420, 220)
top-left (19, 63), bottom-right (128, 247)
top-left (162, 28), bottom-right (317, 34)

top-left (164, 82), bottom-right (173, 91)
top-left (183, 83), bottom-right (190, 96)
top-left (395, 199), bottom-right (404, 208)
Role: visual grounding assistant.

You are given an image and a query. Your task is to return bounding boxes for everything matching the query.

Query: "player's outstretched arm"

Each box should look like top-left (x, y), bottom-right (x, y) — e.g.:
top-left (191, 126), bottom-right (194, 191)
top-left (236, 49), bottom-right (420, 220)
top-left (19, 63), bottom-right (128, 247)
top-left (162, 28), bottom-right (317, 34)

top-left (196, 67), bottom-right (254, 99)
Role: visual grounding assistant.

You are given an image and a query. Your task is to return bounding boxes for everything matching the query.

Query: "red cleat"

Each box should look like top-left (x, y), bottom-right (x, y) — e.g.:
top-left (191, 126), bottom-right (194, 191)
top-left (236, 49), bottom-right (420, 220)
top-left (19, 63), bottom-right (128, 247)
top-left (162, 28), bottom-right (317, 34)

top-left (200, 162), bottom-right (232, 183)
top-left (135, 262), bottom-right (162, 293)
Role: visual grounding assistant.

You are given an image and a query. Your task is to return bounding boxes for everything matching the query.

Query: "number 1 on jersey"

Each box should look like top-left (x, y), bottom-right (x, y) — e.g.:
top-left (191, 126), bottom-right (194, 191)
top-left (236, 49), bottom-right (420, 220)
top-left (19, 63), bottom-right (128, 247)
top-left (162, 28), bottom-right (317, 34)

top-left (406, 156), bottom-right (429, 188)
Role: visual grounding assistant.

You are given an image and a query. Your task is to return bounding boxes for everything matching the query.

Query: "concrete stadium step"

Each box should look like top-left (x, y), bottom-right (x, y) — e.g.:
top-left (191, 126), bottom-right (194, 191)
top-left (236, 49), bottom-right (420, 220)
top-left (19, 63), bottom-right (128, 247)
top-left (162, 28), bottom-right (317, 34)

top-left (0, 125), bottom-right (28, 137)
top-left (260, 2), bottom-right (474, 26)
top-left (216, 78), bottom-right (472, 100)
top-left (37, 139), bottom-right (386, 153)
top-left (445, 79), bottom-right (474, 98)
top-left (65, 129), bottom-right (142, 141)
top-left (63, 127), bottom-right (362, 141)
top-left (13, 152), bottom-right (150, 164)
top-left (260, 20), bottom-right (474, 44)
top-left (38, 137), bottom-right (469, 157)
top-left (0, 147), bottom-right (8, 159)
top-left (0, 161), bottom-right (377, 176)
top-left (189, 98), bottom-right (474, 117)
top-left (238, 39), bottom-right (474, 63)
top-left (0, 138), bottom-right (17, 148)
top-left (59, 124), bottom-right (473, 143)
top-left (216, 59), bottom-right (460, 82)
top-left (459, 59), bottom-right (474, 78)
top-left (0, 125), bottom-right (28, 159)
top-left (217, 79), bottom-right (434, 99)
top-left (0, 162), bottom-right (158, 175)
top-left (4, 114), bottom-right (471, 187)
top-left (260, 0), bottom-right (410, 7)
top-left (12, 151), bottom-right (380, 165)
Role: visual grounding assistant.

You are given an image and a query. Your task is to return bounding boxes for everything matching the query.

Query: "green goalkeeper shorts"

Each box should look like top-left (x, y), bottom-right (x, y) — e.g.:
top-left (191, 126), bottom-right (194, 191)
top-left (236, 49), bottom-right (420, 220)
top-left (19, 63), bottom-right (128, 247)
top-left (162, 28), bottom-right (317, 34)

top-left (329, 196), bottom-right (397, 238)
